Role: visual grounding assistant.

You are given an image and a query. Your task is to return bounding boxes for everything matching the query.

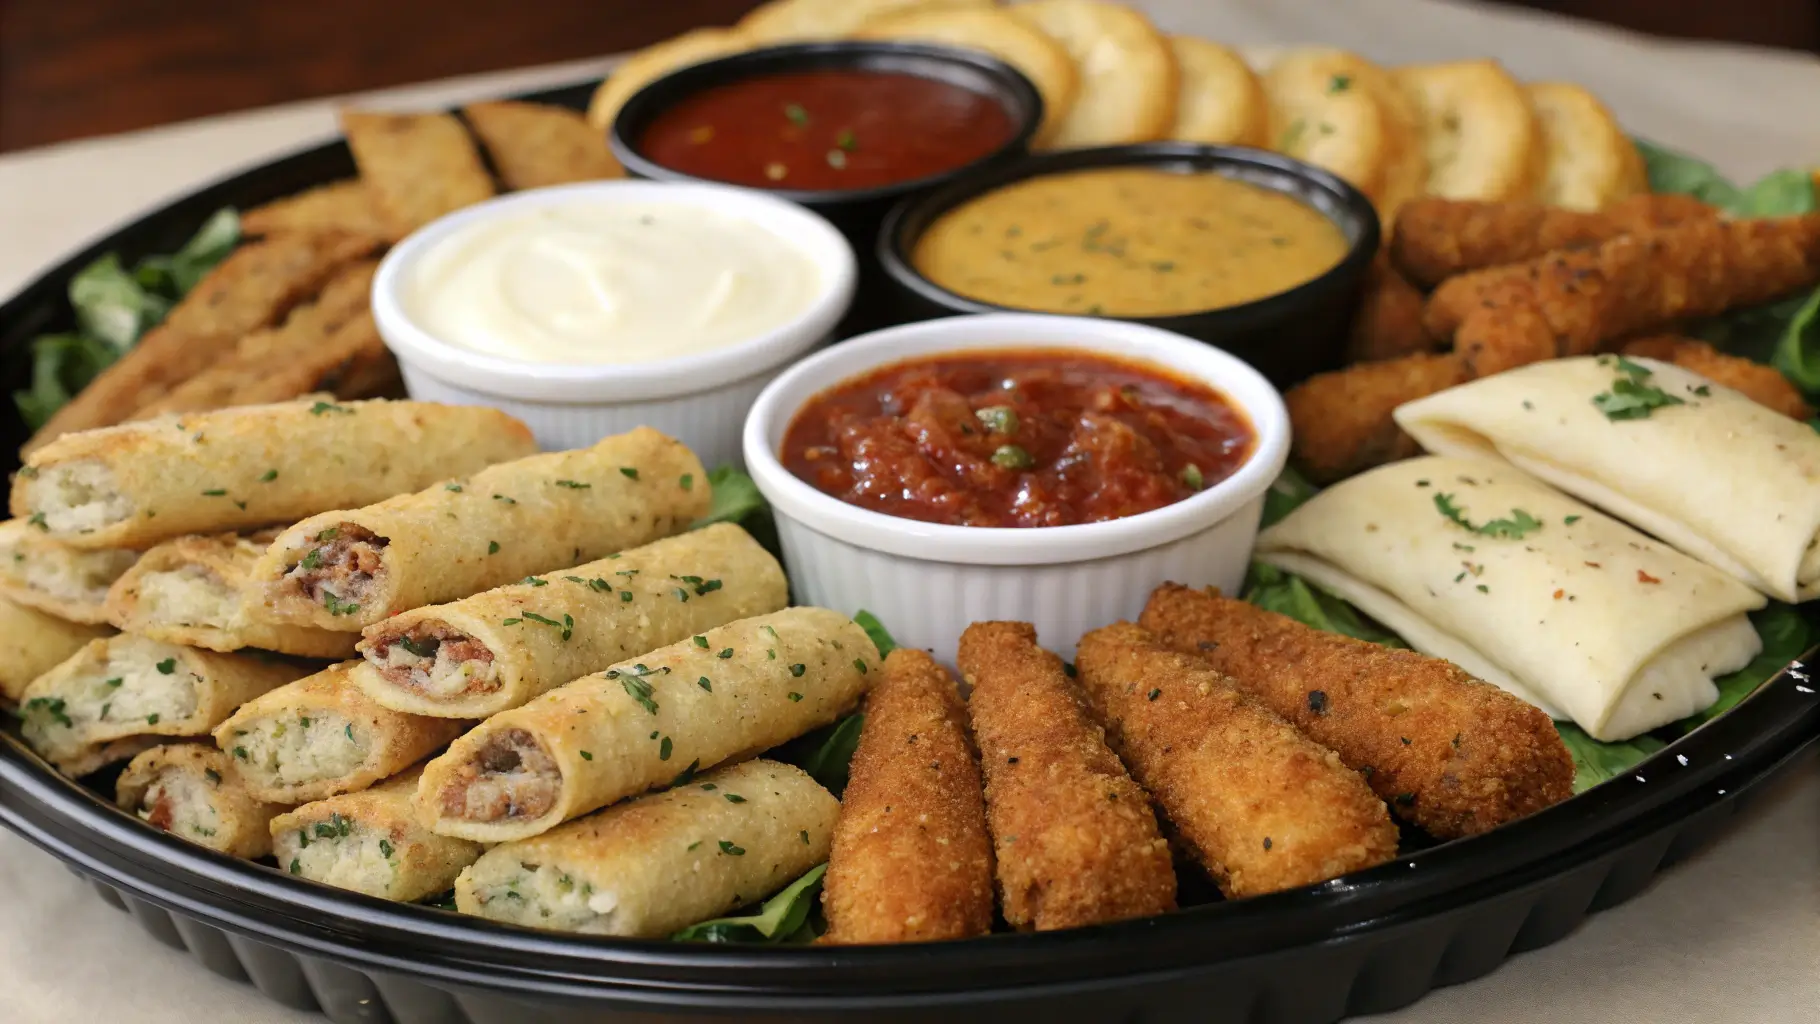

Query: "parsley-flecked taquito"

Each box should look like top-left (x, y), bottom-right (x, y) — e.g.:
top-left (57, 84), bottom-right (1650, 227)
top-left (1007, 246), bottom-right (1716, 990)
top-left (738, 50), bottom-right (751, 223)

top-left (352, 523), bottom-right (787, 718)
top-left (117, 742), bottom-right (290, 858)
top-left (271, 764), bottom-right (482, 901)
top-left (0, 518), bottom-right (137, 624)
top-left (248, 427), bottom-right (709, 631)
top-left (418, 607), bottom-right (878, 844)
top-left (0, 595), bottom-right (112, 707)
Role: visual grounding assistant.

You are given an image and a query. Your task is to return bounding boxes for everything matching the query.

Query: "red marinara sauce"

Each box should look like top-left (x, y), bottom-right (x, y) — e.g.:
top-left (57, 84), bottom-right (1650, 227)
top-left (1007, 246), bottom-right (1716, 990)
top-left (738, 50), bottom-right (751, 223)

top-left (636, 69), bottom-right (1015, 192)
top-left (781, 350), bottom-right (1256, 528)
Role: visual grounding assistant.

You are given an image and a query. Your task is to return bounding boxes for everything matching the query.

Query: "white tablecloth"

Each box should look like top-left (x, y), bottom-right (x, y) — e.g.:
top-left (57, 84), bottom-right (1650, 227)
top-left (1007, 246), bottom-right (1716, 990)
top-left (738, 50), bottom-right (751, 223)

top-left (3, 1), bottom-right (1818, 1021)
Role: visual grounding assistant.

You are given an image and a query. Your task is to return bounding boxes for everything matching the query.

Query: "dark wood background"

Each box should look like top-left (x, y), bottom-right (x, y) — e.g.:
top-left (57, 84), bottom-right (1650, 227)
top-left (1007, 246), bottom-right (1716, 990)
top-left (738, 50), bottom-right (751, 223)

top-left (1, 0), bottom-right (1814, 154)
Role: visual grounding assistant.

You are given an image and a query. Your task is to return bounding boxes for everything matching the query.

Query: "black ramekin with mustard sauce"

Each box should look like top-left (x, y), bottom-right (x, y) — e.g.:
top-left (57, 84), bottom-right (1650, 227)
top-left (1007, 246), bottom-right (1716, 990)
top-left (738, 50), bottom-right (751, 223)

top-left (876, 143), bottom-right (1381, 387)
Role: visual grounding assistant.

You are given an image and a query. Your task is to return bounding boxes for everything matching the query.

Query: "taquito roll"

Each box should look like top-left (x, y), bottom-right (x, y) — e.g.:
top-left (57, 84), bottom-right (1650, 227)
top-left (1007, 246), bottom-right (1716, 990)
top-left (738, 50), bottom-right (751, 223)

top-left (105, 531), bottom-right (358, 658)
top-left (1255, 456), bottom-right (1767, 741)
top-left (0, 596), bottom-right (112, 707)
top-left (1396, 355), bottom-right (1820, 602)
top-left (212, 662), bottom-right (468, 804)
top-left (249, 427), bottom-right (709, 631)
top-left (270, 764), bottom-right (481, 901)
top-left (0, 519), bottom-right (138, 623)
top-left (352, 523), bottom-right (786, 718)
top-left (19, 635), bottom-right (306, 774)
top-left (11, 397), bottom-right (537, 550)
top-left (57, 736), bottom-right (163, 778)
top-left (454, 759), bottom-right (837, 937)
top-left (419, 607), bottom-right (877, 843)
top-left (117, 742), bottom-right (289, 858)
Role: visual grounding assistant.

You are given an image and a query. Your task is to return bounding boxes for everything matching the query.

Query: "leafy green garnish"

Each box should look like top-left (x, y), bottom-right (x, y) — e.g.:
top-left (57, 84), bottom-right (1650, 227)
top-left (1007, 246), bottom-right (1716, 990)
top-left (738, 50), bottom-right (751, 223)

top-left (1682, 603), bottom-right (1811, 732)
top-left (1591, 356), bottom-right (1685, 421)
top-left (1433, 493), bottom-right (1545, 539)
top-left (694, 466), bottom-right (766, 528)
top-left (853, 609), bottom-right (897, 657)
top-left (773, 714), bottom-right (865, 797)
top-left (1241, 562), bottom-right (1407, 649)
top-left (1772, 287), bottom-right (1820, 393)
top-left (1557, 723), bottom-right (1666, 794)
top-left (672, 863), bottom-right (826, 944)
top-left (1261, 466), bottom-right (1319, 528)
top-left (1633, 140), bottom-right (1744, 209)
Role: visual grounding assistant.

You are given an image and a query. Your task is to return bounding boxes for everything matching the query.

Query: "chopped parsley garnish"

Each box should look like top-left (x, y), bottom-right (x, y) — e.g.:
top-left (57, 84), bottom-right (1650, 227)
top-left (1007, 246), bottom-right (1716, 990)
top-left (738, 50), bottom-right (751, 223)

top-left (105, 677), bottom-right (123, 688)
top-left (836, 128), bottom-right (857, 151)
top-left (445, 483), bottom-right (464, 492)
top-left (580, 750), bottom-right (593, 761)
top-left (309, 401), bottom-right (351, 415)
top-left (620, 591), bottom-right (634, 602)
top-left (379, 839), bottom-right (395, 858)
top-left (1147, 688), bottom-right (1161, 701)
top-left (679, 473), bottom-right (694, 491)
top-left (619, 467), bottom-right (640, 480)
top-left (788, 692), bottom-right (803, 702)
top-left (991, 444), bottom-right (1034, 469)
top-left (1329, 73), bottom-right (1351, 93)
top-left (717, 648), bottom-right (733, 659)
top-left (520, 611), bottom-right (574, 641)
top-left (853, 658), bottom-right (867, 675)
top-left (567, 576), bottom-right (612, 593)
top-left (487, 540), bottom-right (500, 555)
top-left (674, 587), bottom-right (690, 602)
top-left (145, 714), bottom-right (159, 725)
top-left (233, 746), bottom-right (248, 760)
top-left (800, 830), bottom-right (810, 845)
top-left (201, 488), bottom-right (226, 496)
top-left (521, 576), bottom-right (548, 587)
top-left (323, 591), bottom-right (361, 617)
top-left (554, 479), bottom-right (590, 489)
top-left (155, 657), bottom-right (177, 674)
top-left (693, 635), bottom-right (710, 648)
top-left (289, 859), bottom-right (301, 875)
top-left (259, 469), bottom-right (278, 482)
top-left (398, 635), bottom-right (440, 658)
top-left (492, 494), bottom-right (516, 504)
top-left (659, 736), bottom-right (673, 760)
top-left (1434, 492), bottom-right (1544, 539)
top-left (783, 103), bottom-right (809, 125)
top-left (671, 759), bottom-right (701, 787)
top-left (1181, 464), bottom-right (1205, 491)
top-left (718, 840), bottom-right (745, 856)
top-left (25, 512), bottom-right (47, 531)
top-left (1593, 356), bottom-right (1685, 420)
top-left (204, 768), bottom-right (222, 784)
top-left (697, 676), bottom-right (712, 692)
top-left (1565, 515), bottom-right (1582, 525)
top-left (299, 548), bottom-right (323, 570)
top-left (621, 676), bottom-right (659, 714)
top-left (724, 793), bottom-right (746, 804)
top-left (789, 663), bottom-right (807, 678)
top-left (1691, 384), bottom-right (1712, 397)
top-left (25, 697), bottom-right (71, 728)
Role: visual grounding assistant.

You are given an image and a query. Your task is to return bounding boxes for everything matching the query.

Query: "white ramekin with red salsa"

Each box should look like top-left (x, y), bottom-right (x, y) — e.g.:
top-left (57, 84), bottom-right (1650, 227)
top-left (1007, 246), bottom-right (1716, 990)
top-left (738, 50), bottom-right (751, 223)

top-left (371, 180), bottom-right (856, 467)
top-left (743, 312), bottom-right (1289, 659)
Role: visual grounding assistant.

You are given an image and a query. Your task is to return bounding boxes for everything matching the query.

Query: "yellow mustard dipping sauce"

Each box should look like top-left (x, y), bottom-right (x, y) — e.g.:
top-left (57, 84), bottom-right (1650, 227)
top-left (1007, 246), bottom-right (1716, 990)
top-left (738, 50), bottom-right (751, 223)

top-left (911, 168), bottom-right (1350, 317)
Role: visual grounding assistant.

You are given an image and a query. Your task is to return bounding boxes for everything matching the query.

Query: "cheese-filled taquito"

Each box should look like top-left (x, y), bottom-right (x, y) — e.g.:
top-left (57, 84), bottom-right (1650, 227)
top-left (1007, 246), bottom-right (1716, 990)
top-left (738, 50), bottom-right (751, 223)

top-left (19, 635), bottom-right (306, 774)
top-left (1397, 355), bottom-right (1820, 603)
top-left (1255, 456), bottom-right (1767, 741)
top-left (270, 765), bottom-right (482, 901)
top-left (454, 759), bottom-right (837, 937)
top-left (117, 742), bottom-right (290, 858)
top-left (353, 523), bottom-right (786, 718)
top-left (105, 531), bottom-right (358, 658)
top-left (419, 607), bottom-right (877, 843)
top-left (213, 662), bottom-right (468, 804)
top-left (249, 427), bottom-right (708, 631)
top-left (10, 398), bottom-right (537, 550)
top-left (0, 519), bottom-right (137, 623)
top-left (0, 596), bottom-right (113, 707)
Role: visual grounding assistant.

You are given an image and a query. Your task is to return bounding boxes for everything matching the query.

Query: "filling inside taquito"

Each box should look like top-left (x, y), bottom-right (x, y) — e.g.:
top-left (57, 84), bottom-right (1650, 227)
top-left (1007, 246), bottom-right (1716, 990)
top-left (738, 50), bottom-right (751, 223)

top-left (367, 622), bottom-right (498, 698)
top-left (276, 523), bottom-right (389, 617)
top-left (438, 727), bottom-right (560, 822)
top-left (227, 709), bottom-right (367, 787)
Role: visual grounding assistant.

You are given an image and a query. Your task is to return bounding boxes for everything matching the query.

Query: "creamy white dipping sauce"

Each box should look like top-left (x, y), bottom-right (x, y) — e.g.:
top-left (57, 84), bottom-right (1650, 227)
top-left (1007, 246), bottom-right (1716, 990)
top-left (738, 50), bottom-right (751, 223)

top-left (402, 200), bottom-right (823, 365)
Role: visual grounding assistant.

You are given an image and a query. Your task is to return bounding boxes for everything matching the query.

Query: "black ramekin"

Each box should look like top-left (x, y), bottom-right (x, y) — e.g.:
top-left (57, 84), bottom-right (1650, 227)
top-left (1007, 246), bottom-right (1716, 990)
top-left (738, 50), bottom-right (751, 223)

top-left (609, 41), bottom-right (1045, 336)
top-left (876, 143), bottom-right (1382, 387)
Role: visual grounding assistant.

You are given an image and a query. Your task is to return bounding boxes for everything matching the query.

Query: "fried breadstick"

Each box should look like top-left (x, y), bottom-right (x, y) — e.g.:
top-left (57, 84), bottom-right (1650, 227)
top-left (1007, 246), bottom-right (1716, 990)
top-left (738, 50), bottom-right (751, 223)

top-left (1075, 622), bottom-right (1397, 896)
top-left (242, 180), bottom-right (387, 239)
top-left (340, 110), bottom-right (495, 241)
top-left (1621, 336), bottom-right (1814, 420)
top-left (1348, 253), bottom-right (1436, 363)
top-left (464, 101), bottom-right (621, 191)
top-left (1391, 193), bottom-right (1717, 288)
top-left (1285, 352), bottom-right (1467, 483)
top-left (1138, 585), bottom-right (1575, 838)
top-left (958, 622), bottom-right (1174, 931)
top-left (822, 649), bottom-right (994, 945)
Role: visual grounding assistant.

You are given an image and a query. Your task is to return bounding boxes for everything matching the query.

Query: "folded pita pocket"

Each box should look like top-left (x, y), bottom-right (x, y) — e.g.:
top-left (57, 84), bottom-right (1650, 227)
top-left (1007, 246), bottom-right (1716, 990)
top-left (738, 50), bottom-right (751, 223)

top-left (1255, 456), bottom-right (1766, 741)
top-left (1396, 356), bottom-right (1820, 603)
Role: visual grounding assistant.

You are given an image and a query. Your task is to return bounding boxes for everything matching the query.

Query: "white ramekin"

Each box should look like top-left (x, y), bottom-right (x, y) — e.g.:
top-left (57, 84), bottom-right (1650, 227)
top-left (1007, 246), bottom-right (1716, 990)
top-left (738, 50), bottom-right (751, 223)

top-left (743, 313), bottom-right (1290, 660)
top-left (371, 181), bottom-right (857, 468)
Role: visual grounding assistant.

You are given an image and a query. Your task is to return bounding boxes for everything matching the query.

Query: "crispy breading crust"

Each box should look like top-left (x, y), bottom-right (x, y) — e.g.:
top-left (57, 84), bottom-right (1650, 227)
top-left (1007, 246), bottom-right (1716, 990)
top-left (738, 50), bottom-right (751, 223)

top-left (957, 621), bottom-right (1174, 931)
top-left (822, 649), bottom-right (994, 945)
top-left (241, 180), bottom-right (386, 238)
top-left (1348, 253), bottom-right (1436, 363)
top-left (1138, 585), bottom-right (1575, 839)
top-left (1076, 622), bottom-right (1397, 895)
top-left (340, 110), bottom-right (496, 241)
top-left (463, 101), bottom-right (621, 191)
top-left (1285, 352), bottom-right (1466, 483)
top-left (1620, 336), bottom-right (1815, 420)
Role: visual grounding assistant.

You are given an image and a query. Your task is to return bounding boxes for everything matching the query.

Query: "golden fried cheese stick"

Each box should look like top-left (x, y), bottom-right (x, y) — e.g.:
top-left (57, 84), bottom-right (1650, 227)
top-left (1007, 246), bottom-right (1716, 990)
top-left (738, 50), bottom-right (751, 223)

top-left (1285, 351), bottom-right (1467, 483)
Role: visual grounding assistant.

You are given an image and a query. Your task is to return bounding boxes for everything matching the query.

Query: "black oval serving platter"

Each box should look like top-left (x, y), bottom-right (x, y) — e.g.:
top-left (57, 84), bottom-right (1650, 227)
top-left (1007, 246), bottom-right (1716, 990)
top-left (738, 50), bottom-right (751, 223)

top-left (2, 77), bottom-right (1818, 1024)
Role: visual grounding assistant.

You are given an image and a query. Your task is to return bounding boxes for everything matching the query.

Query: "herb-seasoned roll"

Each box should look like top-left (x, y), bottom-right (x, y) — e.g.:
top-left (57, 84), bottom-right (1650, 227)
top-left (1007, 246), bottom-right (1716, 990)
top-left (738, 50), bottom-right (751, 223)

top-left (419, 607), bottom-right (877, 843)
top-left (10, 398), bottom-right (537, 550)
top-left (454, 759), bottom-right (837, 937)
top-left (270, 765), bottom-right (482, 901)
top-left (0, 596), bottom-right (112, 707)
top-left (105, 531), bottom-right (358, 658)
top-left (352, 524), bottom-right (786, 718)
top-left (248, 427), bottom-right (709, 631)
top-left (116, 742), bottom-right (290, 858)
top-left (213, 662), bottom-right (468, 804)
top-left (0, 519), bottom-right (138, 623)
top-left (18, 636), bottom-right (306, 774)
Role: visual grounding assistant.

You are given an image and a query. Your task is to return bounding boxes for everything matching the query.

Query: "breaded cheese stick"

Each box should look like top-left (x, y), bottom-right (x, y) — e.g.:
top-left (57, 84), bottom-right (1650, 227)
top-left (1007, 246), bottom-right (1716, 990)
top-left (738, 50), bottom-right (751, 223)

top-left (104, 531), bottom-right (358, 658)
top-left (0, 596), bottom-right (112, 707)
top-left (212, 662), bottom-right (467, 805)
top-left (822, 649), bottom-right (993, 945)
top-left (958, 621), bottom-right (1174, 931)
top-left (419, 607), bottom-right (877, 844)
top-left (12, 398), bottom-right (538, 550)
top-left (0, 519), bottom-right (137, 623)
top-left (1348, 254), bottom-right (1435, 363)
top-left (352, 523), bottom-right (786, 718)
top-left (249, 427), bottom-right (707, 630)
top-left (116, 742), bottom-right (289, 858)
top-left (1076, 622), bottom-right (1398, 896)
top-left (19, 635), bottom-right (306, 775)
top-left (1139, 585), bottom-right (1575, 838)
top-left (1285, 352), bottom-right (1467, 483)
top-left (270, 765), bottom-right (482, 901)
top-left (455, 759), bottom-right (837, 937)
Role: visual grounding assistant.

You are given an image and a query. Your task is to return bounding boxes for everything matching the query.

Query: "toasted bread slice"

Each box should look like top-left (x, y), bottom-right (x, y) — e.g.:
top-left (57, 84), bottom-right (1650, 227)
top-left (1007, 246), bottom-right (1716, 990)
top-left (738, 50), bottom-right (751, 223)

top-left (585, 28), bottom-right (753, 132)
top-left (1008, 0), bottom-right (1176, 148)
top-left (740, 0), bottom-right (993, 42)
top-left (1393, 60), bottom-right (1541, 202)
top-left (1166, 36), bottom-right (1267, 147)
top-left (1263, 49), bottom-right (1425, 217)
top-left (1527, 81), bottom-right (1645, 210)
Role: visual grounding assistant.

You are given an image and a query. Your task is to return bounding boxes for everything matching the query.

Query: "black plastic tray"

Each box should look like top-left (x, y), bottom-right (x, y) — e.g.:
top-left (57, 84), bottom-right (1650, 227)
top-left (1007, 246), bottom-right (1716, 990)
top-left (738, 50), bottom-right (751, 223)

top-left (3, 78), bottom-right (1818, 1024)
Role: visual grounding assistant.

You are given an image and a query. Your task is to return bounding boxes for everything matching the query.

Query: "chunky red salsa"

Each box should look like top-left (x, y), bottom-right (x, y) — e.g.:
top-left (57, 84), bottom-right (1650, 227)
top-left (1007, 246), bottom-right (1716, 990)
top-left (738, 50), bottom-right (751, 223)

top-left (782, 350), bottom-right (1255, 528)
top-left (636, 69), bottom-right (1015, 192)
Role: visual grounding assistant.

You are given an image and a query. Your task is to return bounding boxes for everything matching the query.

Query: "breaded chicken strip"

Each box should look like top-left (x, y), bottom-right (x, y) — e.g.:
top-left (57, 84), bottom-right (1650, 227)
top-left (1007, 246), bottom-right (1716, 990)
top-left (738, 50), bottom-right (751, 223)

top-left (1138, 585), bottom-right (1575, 839)
top-left (1391, 193), bottom-right (1717, 288)
top-left (822, 649), bottom-right (994, 945)
top-left (1348, 253), bottom-right (1436, 363)
top-left (1076, 622), bottom-right (1397, 896)
top-left (242, 180), bottom-right (387, 239)
top-left (958, 622), bottom-right (1174, 931)
top-left (1285, 352), bottom-right (1467, 483)
top-left (1620, 336), bottom-right (1814, 420)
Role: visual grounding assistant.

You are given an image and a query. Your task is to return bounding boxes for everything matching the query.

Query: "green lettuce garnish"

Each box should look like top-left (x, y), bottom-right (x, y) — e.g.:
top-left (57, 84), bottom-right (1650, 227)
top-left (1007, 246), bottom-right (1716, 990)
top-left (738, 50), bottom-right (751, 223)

top-left (853, 609), bottom-right (898, 657)
top-left (672, 863), bottom-right (826, 944)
